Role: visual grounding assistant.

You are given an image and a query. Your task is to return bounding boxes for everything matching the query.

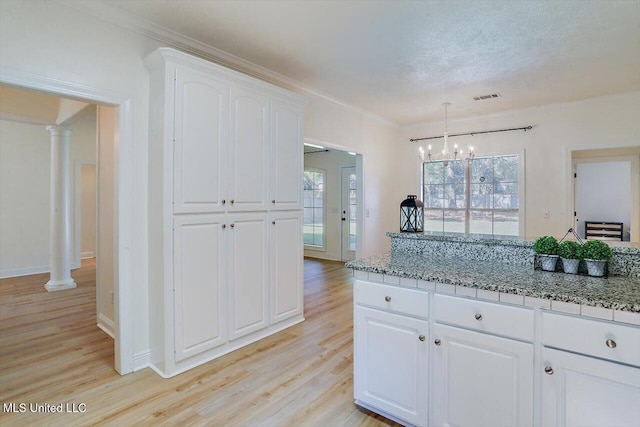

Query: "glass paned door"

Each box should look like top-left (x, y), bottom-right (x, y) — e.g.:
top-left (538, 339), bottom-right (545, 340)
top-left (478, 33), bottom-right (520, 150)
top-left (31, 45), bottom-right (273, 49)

top-left (341, 166), bottom-right (357, 261)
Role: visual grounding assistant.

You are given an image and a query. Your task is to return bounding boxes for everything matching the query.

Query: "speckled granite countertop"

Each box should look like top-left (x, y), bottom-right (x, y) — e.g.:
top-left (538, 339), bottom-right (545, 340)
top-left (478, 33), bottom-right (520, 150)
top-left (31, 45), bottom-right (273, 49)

top-left (346, 252), bottom-right (640, 313)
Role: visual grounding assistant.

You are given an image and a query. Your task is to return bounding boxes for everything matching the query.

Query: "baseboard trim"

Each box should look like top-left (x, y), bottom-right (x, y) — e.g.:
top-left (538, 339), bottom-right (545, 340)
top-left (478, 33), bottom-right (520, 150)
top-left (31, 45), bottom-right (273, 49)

top-left (81, 252), bottom-right (96, 259)
top-left (133, 350), bottom-right (151, 371)
top-left (97, 313), bottom-right (115, 338)
top-left (0, 265), bottom-right (49, 279)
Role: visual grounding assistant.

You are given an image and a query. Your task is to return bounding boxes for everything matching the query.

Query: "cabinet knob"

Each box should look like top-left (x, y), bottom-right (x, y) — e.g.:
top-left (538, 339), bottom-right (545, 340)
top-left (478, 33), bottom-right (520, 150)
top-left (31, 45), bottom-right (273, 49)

top-left (606, 339), bottom-right (617, 349)
top-left (475, 313), bottom-right (483, 321)
top-left (434, 339), bottom-right (441, 346)
top-left (222, 199), bottom-right (226, 205)
top-left (230, 199), bottom-right (235, 205)
top-left (384, 296), bottom-right (391, 302)
top-left (230, 224), bottom-right (235, 228)
top-left (222, 224), bottom-right (226, 229)
top-left (272, 200), bottom-right (276, 204)
top-left (544, 366), bottom-right (554, 375)
top-left (272, 221), bottom-right (276, 225)
top-left (419, 335), bottom-right (425, 342)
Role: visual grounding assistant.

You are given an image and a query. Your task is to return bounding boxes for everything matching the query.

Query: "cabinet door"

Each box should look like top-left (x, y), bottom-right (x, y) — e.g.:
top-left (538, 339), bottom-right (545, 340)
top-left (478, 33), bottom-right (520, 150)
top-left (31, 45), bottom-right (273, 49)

top-left (541, 347), bottom-right (640, 427)
top-left (173, 215), bottom-right (227, 361)
top-left (174, 67), bottom-right (228, 213)
top-left (431, 323), bottom-right (534, 427)
top-left (355, 306), bottom-right (429, 427)
top-left (270, 211), bottom-right (303, 324)
top-left (228, 212), bottom-right (269, 340)
top-left (229, 85), bottom-right (269, 211)
top-left (270, 100), bottom-right (302, 210)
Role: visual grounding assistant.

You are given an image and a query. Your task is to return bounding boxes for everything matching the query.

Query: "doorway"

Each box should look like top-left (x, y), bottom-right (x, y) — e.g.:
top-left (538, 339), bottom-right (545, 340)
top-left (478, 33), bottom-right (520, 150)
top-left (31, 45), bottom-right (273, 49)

top-left (0, 70), bottom-right (134, 374)
top-left (303, 141), bottom-right (363, 261)
top-left (572, 147), bottom-right (640, 242)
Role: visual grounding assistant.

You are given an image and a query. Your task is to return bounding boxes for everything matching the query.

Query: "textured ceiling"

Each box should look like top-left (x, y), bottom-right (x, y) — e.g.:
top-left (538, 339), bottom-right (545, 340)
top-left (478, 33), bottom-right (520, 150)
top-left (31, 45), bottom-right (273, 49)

top-left (99, 0), bottom-right (639, 125)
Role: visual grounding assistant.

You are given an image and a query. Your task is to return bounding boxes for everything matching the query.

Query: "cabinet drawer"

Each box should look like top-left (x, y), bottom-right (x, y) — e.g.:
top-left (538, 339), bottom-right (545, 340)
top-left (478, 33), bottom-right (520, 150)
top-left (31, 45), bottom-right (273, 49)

top-left (434, 294), bottom-right (534, 341)
top-left (543, 312), bottom-right (640, 367)
top-left (355, 280), bottom-right (428, 319)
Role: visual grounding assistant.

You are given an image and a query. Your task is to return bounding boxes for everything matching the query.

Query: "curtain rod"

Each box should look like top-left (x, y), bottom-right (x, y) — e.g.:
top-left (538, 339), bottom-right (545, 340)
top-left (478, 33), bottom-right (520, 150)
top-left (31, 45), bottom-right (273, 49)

top-left (409, 125), bottom-right (533, 143)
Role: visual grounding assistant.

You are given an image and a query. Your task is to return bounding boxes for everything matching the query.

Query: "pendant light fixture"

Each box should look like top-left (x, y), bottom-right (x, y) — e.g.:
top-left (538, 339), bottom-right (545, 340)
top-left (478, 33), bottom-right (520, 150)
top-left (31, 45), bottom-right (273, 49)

top-left (421, 103), bottom-right (475, 166)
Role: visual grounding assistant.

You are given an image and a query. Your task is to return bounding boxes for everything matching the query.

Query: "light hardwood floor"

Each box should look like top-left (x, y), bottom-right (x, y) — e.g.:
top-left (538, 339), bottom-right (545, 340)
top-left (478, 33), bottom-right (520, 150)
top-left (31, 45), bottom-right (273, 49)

top-left (0, 258), bottom-right (400, 426)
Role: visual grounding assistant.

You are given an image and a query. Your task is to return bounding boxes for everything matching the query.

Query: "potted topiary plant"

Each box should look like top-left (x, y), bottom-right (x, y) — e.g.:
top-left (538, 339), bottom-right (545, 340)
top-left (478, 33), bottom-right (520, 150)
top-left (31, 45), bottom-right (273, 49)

top-left (558, 240), bottom-right (582, 274)
top-left (533, 236), bottom-right (560, 271)
top-left (578, 240), bottom-right (613, 277)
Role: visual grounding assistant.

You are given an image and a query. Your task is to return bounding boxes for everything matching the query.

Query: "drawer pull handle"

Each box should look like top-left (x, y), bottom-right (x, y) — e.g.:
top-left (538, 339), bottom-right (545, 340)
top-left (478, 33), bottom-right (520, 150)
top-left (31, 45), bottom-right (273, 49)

top-left (230, 199), bottom-right (235, 205)
top-left (606, 339), bottom-right (617, 349)
top-left (272, 221), bottom-right (276, 225)
top-left (544, 366), bottom-right (554, 375)
top-left (419, 335), bottom-right (425, 342)
top-left (475, 313), bottom-right (483, 321)
top-left (272, 200), bottom-right (276, 204)
top-left (385, 296), bottom-right (391, 302)
top-left (434, 339), bottom-right (441, 346)
top-left (222, 199), bottom-right (226, 205)
top-left (222, 224), bottom-right (226, 229)
top-left (230, 224), bottom-right (235, 228)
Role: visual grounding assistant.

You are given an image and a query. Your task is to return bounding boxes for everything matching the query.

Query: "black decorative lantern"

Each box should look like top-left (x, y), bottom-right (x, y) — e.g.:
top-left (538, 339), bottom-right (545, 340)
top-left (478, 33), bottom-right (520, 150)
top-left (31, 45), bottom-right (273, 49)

top-left (400, 195), bottom-right (424, 233)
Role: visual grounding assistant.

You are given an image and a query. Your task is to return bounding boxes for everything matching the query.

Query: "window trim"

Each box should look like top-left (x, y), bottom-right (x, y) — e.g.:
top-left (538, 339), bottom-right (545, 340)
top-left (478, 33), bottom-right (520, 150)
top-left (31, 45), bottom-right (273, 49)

top-left (303, 167), bottom-right (327, 251)
top-left (420, 150), bottom-right (525, 238)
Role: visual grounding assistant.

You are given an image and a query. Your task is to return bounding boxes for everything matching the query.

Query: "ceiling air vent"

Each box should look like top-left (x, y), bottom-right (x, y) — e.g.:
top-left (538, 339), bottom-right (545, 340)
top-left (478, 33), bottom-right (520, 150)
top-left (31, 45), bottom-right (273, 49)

top-left (473, 93), bottom-right (501, 101)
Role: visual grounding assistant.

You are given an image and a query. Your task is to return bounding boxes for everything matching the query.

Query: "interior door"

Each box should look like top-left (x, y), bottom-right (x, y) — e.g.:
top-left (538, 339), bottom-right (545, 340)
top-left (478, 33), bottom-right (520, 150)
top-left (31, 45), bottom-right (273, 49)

top-left (341, 166), bottom-right (357, 261)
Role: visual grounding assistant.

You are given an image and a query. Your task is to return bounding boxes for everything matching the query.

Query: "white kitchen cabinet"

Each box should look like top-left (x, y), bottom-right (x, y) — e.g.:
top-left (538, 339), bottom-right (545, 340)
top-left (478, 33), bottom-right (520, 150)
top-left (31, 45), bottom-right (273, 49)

top-left (355, 305), bottom-right (429, 427)
top-left (228, 85), bottom-right (270, 212)
top-left (173, 67), bottom-right (228, 214)
top-left (270, 99), bottom-right (303, 210)
top-left (353, 273), bottom-right (640, 427)
top-left (431, 323), bottom-right (534, 427)
top-left (541, 312), bottom-right (640, 427)
top-left (431, 294), bottom-right (534, 427)
top-left (270, 211), bottom-right (303, 324)
top-left (173, 215), bottom-right (227, 361)
top-left (146, 47), bottom-right (304, 377)
top-left (541, 347), bottom-right (640, 427)
top-left (227, 212), bottom-right (269, 340)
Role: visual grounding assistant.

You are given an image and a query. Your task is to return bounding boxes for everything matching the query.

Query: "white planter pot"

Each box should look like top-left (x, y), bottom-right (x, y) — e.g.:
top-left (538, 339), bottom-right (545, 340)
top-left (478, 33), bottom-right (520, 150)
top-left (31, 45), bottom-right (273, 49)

top-left (561, 258), bottom-right (580, 274)
top-left (539, 254), bottom-right (559, 271)
top-left (585, 259), bottom-right (607, 277)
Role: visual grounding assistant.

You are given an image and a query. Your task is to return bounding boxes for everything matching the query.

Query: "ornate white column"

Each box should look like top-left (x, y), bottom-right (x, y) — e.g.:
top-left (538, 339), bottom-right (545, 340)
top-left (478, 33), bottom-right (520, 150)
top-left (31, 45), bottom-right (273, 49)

top-left (45, 125), bottom-right (76, 291)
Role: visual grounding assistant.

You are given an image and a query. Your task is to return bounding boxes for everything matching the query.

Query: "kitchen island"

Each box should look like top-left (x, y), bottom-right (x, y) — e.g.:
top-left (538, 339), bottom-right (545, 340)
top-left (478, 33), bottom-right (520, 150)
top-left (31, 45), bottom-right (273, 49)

top-left (347, 233), bottom-right (640, 427)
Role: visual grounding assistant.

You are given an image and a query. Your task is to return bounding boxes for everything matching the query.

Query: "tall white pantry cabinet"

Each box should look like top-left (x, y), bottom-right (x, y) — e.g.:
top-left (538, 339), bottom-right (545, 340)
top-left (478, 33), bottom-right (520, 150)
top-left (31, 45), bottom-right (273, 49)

top-left (145, 48), bottom-right (305, 377)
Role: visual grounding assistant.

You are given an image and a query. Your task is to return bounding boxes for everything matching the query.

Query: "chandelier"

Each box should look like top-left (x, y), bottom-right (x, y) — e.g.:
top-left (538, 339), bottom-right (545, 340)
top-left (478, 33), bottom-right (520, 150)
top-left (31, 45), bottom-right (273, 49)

top-left (419, 102), bottom-right (475, 167)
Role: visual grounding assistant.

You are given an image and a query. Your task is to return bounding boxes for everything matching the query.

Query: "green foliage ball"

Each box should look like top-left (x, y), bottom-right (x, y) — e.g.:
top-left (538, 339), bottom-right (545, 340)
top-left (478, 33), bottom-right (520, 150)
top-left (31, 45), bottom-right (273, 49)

top-left (578, 240), bottom-right (613, 261)
top-left (558, 241), bottom-right (582, 259)
top-left (533, 236), bottom-right (560, 255)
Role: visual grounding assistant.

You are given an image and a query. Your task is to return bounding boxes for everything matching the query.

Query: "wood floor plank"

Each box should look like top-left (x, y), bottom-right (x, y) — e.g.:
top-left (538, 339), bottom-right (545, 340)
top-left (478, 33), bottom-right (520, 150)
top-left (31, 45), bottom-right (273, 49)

top-left (0, 258), bottom-right (399, 426)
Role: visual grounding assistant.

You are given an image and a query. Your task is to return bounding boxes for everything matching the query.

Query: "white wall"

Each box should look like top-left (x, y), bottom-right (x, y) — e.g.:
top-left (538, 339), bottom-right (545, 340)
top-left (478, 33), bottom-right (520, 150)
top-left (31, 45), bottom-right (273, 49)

top-left (304, 97), bottom-right (399, 258)
top-left (69, 109), bottom-right (98, 267)
top-left (0, 0), bottom-right (400, 365)
top-left (0, 120), bottom-right (50, 276)
top-left (304, 149), bottom-right (356, 260)
top-left (397, 92), bottom-right (640, 239)
top-left (97, 106), bottom-right (116, 335)
top-left (0, 113), bottom-right (97, 278)
top-left (1, 0), bottom-right (154, 358)
top-left (80, 164), bottom-right (97, 257)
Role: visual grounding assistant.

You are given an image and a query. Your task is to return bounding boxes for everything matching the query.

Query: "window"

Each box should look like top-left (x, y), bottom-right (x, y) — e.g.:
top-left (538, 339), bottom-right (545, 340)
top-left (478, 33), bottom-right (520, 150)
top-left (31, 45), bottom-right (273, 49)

top-left (303, 168), bottom-right (325, 247)
top-left (423, 155), bottom-right (519, 236)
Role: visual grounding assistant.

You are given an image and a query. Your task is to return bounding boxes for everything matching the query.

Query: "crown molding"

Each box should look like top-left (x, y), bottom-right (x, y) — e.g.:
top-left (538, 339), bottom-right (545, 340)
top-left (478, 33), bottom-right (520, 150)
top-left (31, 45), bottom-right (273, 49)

top-left (56, 0), bottom-right (398, 128)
